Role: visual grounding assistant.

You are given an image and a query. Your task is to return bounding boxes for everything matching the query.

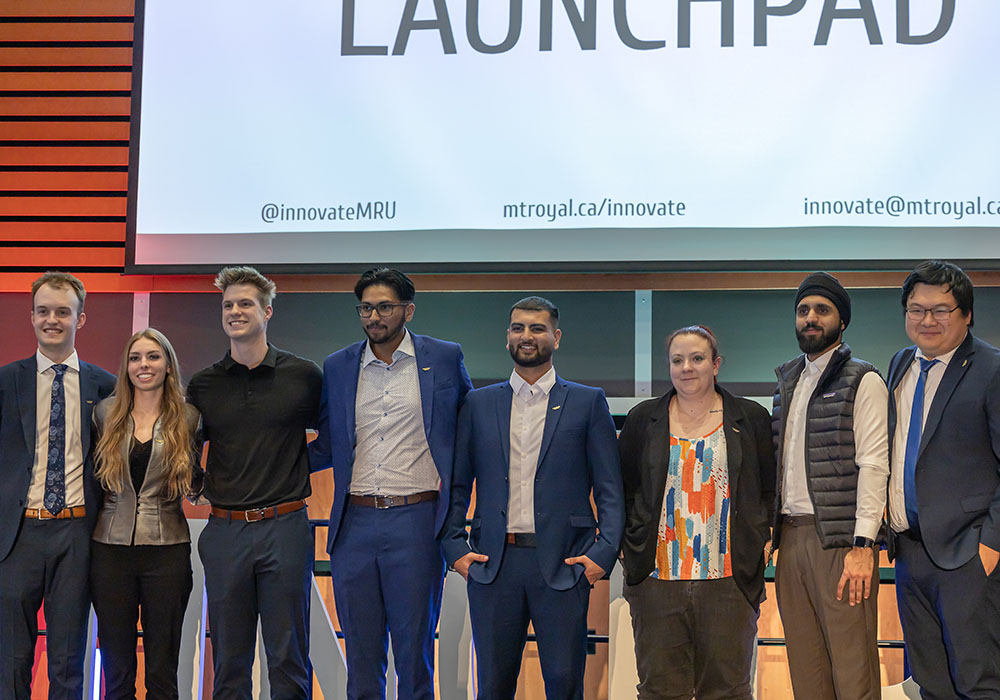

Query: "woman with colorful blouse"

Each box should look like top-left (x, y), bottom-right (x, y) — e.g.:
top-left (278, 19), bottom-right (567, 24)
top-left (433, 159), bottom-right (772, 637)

top-left (619, 325), bottom-right (776, 699)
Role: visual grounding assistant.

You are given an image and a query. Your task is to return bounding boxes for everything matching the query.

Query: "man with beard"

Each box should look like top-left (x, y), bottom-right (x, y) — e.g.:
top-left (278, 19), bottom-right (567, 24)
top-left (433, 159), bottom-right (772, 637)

top-left (310, 267), bottom-right (472, 700)
top-left (441, 296), bottom-right (623, 699)
top-left (769, 272), bottom-right (889, 700)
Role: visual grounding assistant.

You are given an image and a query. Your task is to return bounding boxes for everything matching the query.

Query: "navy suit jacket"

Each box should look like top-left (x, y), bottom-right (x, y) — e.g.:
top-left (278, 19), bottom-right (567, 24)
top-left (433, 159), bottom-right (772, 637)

top-left (0, 355), bottom-right (115, 561)
top-left (440, 375), bottom-right (625, 591)
top-left (310, 333), bottom-right (473, 551)
top-left (887, 331), bottom-right (1000, 568)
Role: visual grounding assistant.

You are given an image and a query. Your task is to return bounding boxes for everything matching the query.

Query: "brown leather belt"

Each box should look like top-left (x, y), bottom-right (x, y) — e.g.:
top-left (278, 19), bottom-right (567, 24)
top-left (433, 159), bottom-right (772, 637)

top-left (505, 532), bottom-right (537, 547)
top-left (781, 514), bottom-right (816, 527)
top-left (349, 491), bottom-right (438, 509)
top-left (24, 506), bottom-right (87, 520)
top-left (211, 499), bottom-right (306, 522)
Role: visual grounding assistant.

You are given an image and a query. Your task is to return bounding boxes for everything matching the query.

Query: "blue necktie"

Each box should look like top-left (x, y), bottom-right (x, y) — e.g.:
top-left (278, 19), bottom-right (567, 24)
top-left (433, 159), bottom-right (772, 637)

top-left (903, 357), bottom-right (937, 533)
top-left (44, 364), bottom-right (68, 516)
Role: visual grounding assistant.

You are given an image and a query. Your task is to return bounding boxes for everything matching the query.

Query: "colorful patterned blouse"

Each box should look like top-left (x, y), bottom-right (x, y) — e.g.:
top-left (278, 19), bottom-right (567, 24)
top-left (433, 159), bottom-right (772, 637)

top-left (651, 422), bottom-right (732, 580)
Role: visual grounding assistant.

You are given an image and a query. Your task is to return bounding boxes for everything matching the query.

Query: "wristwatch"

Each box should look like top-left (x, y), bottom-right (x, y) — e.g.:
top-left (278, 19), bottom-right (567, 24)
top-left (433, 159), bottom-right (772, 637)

top-left (852, 536), bottom-right (875, 549)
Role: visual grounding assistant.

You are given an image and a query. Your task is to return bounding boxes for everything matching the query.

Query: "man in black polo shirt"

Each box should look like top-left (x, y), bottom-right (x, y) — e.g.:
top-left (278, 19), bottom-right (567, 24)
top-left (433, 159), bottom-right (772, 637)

top-left (187, 266), bottom-right (322, 700)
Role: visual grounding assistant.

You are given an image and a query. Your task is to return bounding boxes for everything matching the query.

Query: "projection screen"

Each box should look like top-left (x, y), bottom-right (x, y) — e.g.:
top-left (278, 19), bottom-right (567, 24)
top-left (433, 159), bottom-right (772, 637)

top-left (126, 0), bottom-right (1000, 271)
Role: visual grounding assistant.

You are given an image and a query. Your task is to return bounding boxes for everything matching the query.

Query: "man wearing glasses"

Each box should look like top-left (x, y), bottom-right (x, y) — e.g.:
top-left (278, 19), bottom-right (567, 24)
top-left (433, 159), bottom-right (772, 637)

top-left (886, 260), bottom-right (1000, 696)
top-left (310, 267), bottom-right (472, 700)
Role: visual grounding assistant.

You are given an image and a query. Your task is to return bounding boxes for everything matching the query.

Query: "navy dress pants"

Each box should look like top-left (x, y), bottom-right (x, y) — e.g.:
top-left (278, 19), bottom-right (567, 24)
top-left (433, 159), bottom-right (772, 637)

top-left (198, 509), bottom-right (314, 700)
top-left (0, 518), bottom-right (92, 700)
top-left (466, 544), bottom-right (591, 700)
top-left (895, 532), bottom-right (1000, 699)
top-left (329, 500), bottom-right (445, 700)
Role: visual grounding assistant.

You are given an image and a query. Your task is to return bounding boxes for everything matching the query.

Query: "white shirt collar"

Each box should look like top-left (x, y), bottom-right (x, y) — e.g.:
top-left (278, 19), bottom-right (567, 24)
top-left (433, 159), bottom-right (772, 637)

top-left (509, 365), bottom-right (557, 398)
top-left (362, 328), bottom-right (414, 367)
top-left (36, 348), bottom-right (80, 374)
top-left (803, 343), bottom-right (839, 376)
top-left (915, 343), bottom-right (959, 368)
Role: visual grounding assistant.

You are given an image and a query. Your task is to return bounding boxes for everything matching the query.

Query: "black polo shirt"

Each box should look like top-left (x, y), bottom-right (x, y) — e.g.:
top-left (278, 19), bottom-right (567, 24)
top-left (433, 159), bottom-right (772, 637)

top-left (187, 345), bottom-right (322, 510)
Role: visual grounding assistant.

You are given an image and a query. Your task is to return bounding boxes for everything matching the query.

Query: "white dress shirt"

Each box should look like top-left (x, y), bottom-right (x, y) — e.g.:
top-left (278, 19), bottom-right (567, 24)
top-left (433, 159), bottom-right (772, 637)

top-left (350, 330), bottom-right (439, 496)
top-left (28, 349), bottom-right (85, 510)
top-left (781, 345), bottom-right (890, 540)
top-left (888, 345), bottom-right (959, 533)
top-left (507, 366), bottom-right (557, 533)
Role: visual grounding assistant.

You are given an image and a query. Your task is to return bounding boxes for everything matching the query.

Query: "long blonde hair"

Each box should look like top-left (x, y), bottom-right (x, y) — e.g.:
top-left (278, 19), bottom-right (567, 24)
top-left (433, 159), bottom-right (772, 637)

top-left (95, 328), bottom-right (194, 498)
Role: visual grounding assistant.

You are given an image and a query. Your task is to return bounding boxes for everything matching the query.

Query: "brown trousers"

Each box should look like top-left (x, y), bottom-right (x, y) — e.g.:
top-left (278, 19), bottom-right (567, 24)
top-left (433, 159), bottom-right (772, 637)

top-left (774, 519), bottom-right (880, 700)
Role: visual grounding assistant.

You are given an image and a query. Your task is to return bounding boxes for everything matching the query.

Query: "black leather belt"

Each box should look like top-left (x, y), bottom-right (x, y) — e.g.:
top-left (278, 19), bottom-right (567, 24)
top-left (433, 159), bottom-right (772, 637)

top-left (350, 491), bottom-right (438, 509)
top-left (781, 514), bottom-right (816, 527)
top-left (505, 532), bottom-right (537, 547)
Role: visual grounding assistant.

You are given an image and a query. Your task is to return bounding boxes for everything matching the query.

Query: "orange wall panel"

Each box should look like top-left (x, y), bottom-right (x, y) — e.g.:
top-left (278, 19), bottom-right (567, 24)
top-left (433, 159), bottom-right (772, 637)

top-left (0, 146), bottom-right (128, 166)
top-left (0, 221), bottom-right (125, 242)
top-left (0, 72), bottom-right (132, 91)
top-left (0, 195), bottom-right (125, 217)
top-left (0, 23), bottom-right (133, 42)
top-left (0, 121), bottom-right (130, 141)
top-left (2, 246), bottom-right (124, 267)
top-left (1, 0), bottom-right (134, 16)
top-left (0, 47), bottom-right (133, 67)
top-left (0, 171), bottom-right (127, 190)
top-left (0, 97), bottom-right (132, 117)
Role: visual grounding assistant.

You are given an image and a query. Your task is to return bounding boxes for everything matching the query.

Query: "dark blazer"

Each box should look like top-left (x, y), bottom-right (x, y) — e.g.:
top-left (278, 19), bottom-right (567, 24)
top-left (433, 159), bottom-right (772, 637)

top-left (440, 375), bottom-right (625, 591)
top-left (618, 386), bottom-right (776, 608)
top-left (0, 355), bottom-right (115, 561)
top-left (887, 331), bottom-right (1000, 568)
top-left (309, 332), bottom-right (473, 551)
top-left (91, 400), bottom-right (203, 546)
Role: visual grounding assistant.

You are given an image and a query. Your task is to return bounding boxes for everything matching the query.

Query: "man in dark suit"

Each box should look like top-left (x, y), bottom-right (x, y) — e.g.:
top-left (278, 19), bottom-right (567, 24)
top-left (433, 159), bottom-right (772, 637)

top-left (0, 271), bottom-right (115, 700)
top-left (887, 260), bottom-right (1000, 698)
top-left (441, 296), bottom-right (624, 700)
top-left (310, 268), bottom-right (472, 700)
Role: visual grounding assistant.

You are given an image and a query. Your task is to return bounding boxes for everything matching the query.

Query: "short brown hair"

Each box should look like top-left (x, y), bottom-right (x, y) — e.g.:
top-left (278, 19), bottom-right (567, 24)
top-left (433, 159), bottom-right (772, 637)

top-left (213, 266), bottom-right (276, 307)
top-left (32, 271), bottom-right (86, 313)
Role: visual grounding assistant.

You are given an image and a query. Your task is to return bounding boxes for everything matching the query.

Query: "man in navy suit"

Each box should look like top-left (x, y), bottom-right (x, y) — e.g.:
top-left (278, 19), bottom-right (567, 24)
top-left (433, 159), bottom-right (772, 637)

top-left (0, 271), bottom-right (115, 700)
top-left (441, 296), bottom-right (624, 700)
top-left (310, 267), bottom-right (472, 700)
top-left (887, 260), bottom-right (1000, 697)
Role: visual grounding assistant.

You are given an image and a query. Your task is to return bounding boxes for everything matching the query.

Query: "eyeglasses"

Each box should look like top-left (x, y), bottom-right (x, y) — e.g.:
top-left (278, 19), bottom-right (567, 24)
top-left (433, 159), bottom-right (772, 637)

top-left (904, 306), bottom-right (960, 321)
top-left (356, 302), bottom-right (409, 318)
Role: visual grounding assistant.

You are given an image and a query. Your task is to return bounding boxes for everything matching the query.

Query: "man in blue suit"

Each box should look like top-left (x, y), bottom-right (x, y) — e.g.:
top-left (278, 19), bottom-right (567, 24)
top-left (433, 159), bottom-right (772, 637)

top-left (310, 267), bottom-right (472, 700)
top-left (441, 296), bottom-right (624, 700)
top-left (887, 260), bottom-right (1000, 697)
top-left (0, 271), bottom-right (115, 700)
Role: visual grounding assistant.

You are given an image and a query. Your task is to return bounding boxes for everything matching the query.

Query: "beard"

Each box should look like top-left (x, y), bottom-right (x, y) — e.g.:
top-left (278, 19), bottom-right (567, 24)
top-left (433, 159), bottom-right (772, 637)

top-left (364, 318), bottom-right (404, 346)
top-left (508, 343), bottom-right (552, 368)
top-left (796, 323), bottom-right (840, 355)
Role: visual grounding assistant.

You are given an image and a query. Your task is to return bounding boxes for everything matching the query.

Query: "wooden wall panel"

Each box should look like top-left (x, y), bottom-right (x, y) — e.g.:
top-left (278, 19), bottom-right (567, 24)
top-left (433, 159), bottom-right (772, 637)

top-left (0, 2), bottom-right (131, 273)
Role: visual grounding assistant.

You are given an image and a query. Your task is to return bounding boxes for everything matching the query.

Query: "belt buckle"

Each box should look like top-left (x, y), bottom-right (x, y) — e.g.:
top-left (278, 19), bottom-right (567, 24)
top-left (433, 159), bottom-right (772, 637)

top-left (374, 496), bottom-right (391, 510)
top-left (245, 508), bottom-right (266, 522)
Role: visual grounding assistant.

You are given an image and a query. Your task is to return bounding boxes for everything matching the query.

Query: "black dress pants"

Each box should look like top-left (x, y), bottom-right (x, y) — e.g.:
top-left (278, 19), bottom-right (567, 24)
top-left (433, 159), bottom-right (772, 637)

top-left (90, 541), bottom-right (193, 700)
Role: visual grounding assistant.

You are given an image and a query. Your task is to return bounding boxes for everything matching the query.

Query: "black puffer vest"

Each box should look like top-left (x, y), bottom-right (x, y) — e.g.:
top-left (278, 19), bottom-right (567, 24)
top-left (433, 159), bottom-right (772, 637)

top-left (772, 344), bottom-right (879, 548)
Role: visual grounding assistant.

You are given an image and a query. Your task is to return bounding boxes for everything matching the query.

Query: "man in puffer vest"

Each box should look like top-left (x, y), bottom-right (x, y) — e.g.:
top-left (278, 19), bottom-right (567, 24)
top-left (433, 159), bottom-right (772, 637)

top-left (769, 272), bottom-right (890, 700)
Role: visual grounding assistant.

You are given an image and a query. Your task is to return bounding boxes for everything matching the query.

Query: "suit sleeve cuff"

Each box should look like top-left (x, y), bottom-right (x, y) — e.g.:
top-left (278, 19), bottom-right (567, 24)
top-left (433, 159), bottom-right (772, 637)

top-left (441, 538), bottom-right (472, 568)
top-left (585, 540), bottom-right (619, 575)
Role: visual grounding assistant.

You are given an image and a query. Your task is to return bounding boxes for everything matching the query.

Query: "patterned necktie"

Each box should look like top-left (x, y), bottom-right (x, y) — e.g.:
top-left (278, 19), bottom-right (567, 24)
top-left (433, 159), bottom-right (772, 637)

top-left (44, 364), bottom-right (68, 516)
top-left (903, 357), bottom-right (938, 533)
